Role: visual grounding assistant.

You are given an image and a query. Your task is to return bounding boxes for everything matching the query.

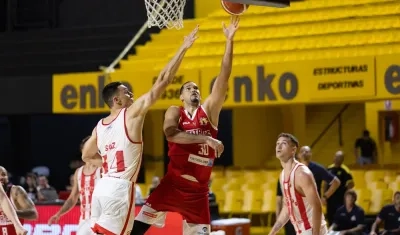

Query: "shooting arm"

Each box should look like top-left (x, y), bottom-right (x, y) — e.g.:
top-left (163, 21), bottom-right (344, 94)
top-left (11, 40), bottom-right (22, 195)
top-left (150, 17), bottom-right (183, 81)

top-left (0, 186), bottom-right (24, 228)
top-left (82, 128), bottom-right (102, 167)
top-left (56, 170), bottom-right (80, 216)
top-left (324, 177), bottom-right (340, 198)
top-left (297, 169), bottom-right (322, 235)
top-left (269, 203), bottom-right (290, 235)
top-left (203, 39), bottom-right (233, 124)
top-left (127, 44), bottom-right (190, 117)
top-left (164, 106), bottom-right (210, 144)
top-left (13, 186), bottom-right (38, 220)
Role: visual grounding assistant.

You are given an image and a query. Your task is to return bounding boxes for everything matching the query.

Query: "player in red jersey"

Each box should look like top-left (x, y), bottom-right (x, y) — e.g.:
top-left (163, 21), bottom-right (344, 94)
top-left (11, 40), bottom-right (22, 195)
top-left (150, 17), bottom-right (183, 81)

top-left (132, 16), bottom-right (239, 235)
top-left (0, 184), bottom-right (27, 235)
top-left (0, 166), bottom-right (38, 235)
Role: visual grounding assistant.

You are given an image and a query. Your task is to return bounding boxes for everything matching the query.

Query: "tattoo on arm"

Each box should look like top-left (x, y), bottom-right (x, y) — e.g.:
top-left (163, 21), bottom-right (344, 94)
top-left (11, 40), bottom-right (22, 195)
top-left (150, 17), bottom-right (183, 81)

top-left (14, 186), bottom-right (38, 220)
top-left (59, 198), bottom-right (77, 215)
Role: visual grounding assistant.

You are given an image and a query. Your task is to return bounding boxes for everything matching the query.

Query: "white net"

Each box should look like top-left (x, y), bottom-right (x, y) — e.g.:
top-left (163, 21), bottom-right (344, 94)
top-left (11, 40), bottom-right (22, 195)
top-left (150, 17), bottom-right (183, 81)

top-left (145, 0), bottom-right (186, 29)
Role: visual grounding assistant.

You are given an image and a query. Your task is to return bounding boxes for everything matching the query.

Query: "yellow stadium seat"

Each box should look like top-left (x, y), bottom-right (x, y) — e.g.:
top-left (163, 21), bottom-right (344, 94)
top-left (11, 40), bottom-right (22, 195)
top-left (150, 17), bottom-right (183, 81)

top-left (262, 190), bottom-right (277, 213)
top-left (367, 181), bottom-right (388, 190)
top-left (365, 170), bottom-right (386, 182)
top-left (211, 170), bottom-right (224, 179)
top-left (225, 169), bottom-right (244, 178)
top-left (389, 182), bottom-right (400, 192)
top-left (223, 182), bottom-right (242, 191)
top-left (354, 188), bottom-right (372, 204)
top-left (214, 190), bottom-right (226, 209)
top-left (358, 200), bottom-right (370, 214)
top-left (243, 190), bottom-right (264, 213)
top-left (384, 175), bottom-right (397, 184)
top-left (369, 189), bottom-right (393, 214)
top-left (351, 170), bottom-right (366, 187)
top-left (242, 182), bottom-right (262, 191)
top-left (222, 190), bottom-right (244, 213)
top-left (262, 182), bottom-right (277, 191)
top-left (262, 170), bottom-right (281, 182)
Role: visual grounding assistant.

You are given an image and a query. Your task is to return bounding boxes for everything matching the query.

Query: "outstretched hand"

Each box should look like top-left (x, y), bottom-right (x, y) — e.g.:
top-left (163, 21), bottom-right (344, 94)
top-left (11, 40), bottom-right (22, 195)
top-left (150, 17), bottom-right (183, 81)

top-left (222, 16), bottom-right (240, 40)
top-left (182, 25), bottom-right (199, 49)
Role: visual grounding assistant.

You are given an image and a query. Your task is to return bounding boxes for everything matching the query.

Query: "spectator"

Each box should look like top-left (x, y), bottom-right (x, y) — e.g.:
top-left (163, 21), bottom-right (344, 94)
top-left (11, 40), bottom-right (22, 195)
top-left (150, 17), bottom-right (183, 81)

top-left (148, 176), bottom-right (160, 195)
top-left (297, 146), bottom-right (341, 205)
top-left (354, 130), bottom-right (377, 165)
top-left (328, 189), bottom-right (365, 235)
top-left (276, 180), bottom-right (296, 235)
top-left (22, 173), bottom-right (39, 202)
top-left (326, 151), bottom-right (355, 225)
top-left (32, 165), bottom-right (50, 178)
top-left (65, 173), bottom-right (74, 191)
top-left (370, 191), bottom-right (400, 235)
top-left (37, 175), bottom-right (58, 201)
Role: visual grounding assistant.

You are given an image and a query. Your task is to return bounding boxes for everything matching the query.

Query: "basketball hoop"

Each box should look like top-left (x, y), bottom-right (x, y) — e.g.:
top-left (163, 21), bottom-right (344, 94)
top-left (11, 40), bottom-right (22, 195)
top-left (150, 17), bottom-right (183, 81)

top-left (145, 0), bottom-right (186, 29)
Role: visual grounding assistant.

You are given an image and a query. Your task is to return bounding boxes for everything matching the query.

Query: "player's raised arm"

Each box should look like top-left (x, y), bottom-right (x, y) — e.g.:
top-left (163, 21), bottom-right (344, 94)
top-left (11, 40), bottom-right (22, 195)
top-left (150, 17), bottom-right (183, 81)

top-left (126, 25), bottom-right (199, 118)
top-left (12, 186), bottom-right (38, 220)
top-left (203, 16), bottom-right (239, 125)
top-left (0, 186), bottom-right (27, 235)
top-left (48, 169), bottom-right (80, 225)
top-left (82, 128), bottom-right (102, 167)
top-left (297, 168), bottom-right (323, 235)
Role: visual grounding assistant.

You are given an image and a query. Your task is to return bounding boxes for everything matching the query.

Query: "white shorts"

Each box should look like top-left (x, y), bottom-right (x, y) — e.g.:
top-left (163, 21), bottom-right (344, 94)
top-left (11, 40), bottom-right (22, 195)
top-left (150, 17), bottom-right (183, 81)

top-left (77, 219), bottom-right (96, 235)
top-left (91, 177), bottom-right (136, 235)
top-left (299, 224), bottom-right (328, 235)
top-left (136, 205), bottom-right (210, 235)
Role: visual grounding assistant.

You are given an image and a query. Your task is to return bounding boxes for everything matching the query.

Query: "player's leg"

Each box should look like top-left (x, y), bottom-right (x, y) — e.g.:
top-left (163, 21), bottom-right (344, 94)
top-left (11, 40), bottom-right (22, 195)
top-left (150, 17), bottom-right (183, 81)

top-left (132, 204), bottom-right (167, 235)
top-left (78, 219), bottom-right (96, 235)
top-left (92, 178), bottom-right (135, 235)
top-left (90, 190), bottom-right (102, 234)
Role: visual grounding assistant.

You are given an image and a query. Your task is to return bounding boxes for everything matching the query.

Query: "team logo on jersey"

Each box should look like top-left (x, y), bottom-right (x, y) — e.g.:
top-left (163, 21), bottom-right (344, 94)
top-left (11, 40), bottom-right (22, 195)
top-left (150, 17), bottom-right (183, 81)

top-left (199, 117), bottom-right (208, 126)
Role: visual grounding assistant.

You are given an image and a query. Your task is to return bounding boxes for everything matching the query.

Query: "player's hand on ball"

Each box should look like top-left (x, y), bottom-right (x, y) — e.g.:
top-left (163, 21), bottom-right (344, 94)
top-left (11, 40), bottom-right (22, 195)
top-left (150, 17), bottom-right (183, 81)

top-left (182, 24), bottom-right (199, 49)
top-left (15, 225), bottom-right (28, 235)
top-left (222, 15), bottom-right (240, 40)
top-left (206, 137), bottom-right (224, 158)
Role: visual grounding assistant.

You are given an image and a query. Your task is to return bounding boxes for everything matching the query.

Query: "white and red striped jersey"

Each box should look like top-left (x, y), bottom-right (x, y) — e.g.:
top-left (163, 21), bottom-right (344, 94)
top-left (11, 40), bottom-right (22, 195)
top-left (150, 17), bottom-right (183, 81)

top-left (76, 166), bottom-right (101, 221)
top-left (96, 108), bottom-right (143, 182)
top-left (280, 163), bottom-right (327, 235)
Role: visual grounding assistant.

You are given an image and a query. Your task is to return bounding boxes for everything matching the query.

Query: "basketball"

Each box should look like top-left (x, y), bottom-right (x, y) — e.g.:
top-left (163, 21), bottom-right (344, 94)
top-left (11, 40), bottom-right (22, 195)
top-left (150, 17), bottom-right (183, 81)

top-left (221, 0), bottom-right (249, 16)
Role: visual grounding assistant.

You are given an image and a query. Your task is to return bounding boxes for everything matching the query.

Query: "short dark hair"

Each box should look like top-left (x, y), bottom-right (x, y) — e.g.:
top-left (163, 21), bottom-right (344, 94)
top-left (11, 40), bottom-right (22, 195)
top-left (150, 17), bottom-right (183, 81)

top-left (278, 133), bottom-right (299, 148)
top-left (363, 130), bottom-right (370, 137)
top-left (179, 81), bottom-right (193, 94)
top-left (345, 189), bottom-right (357, 201)
top-left (80, 135), bottom-right (91, 151)
top-left (394, 191), bottom-right (400, 198)
top-left (102, 82), bottom-right (123, 107)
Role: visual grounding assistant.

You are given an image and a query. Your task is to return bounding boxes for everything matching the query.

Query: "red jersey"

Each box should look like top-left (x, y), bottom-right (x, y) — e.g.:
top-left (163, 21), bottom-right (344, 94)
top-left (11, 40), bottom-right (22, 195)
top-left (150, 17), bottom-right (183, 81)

top-left (0, 185), bottom-right (24, 235)
top-left (167, 105), bottom-right (218, 184)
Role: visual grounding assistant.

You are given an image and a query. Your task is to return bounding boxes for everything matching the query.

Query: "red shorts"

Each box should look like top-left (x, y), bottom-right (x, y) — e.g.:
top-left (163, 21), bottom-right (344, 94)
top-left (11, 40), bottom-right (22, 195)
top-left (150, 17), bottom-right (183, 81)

top-left (139, 173), bottom-right (210, 224)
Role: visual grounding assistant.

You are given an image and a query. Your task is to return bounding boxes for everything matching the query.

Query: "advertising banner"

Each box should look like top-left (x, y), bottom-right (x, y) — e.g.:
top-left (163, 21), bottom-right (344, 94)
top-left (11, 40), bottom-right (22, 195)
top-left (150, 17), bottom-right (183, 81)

top-left (52, 70), bottom-right (198, 113)
top-left (52, 54), bottom-right (400, 113)
top-left (306, 57), bottom-right (376, 101)
top-left (23, 205), bottom-right (182, 235)
top-left (376, 54), bottom-right (400, 98)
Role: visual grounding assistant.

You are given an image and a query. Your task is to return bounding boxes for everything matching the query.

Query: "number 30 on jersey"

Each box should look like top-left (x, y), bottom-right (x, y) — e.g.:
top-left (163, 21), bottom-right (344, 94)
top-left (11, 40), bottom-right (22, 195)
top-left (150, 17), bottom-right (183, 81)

top-left (198, 144), bottom-right (209, 156)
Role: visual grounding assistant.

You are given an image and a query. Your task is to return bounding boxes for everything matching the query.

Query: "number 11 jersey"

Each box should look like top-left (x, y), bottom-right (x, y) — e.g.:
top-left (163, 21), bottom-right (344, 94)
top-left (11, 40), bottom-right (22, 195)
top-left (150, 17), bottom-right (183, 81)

top-left (96, 108), bottom-right (143, 182)
top-left (167, 105), bottom-right (218, 185)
